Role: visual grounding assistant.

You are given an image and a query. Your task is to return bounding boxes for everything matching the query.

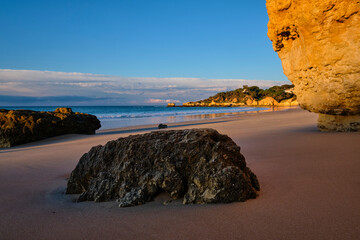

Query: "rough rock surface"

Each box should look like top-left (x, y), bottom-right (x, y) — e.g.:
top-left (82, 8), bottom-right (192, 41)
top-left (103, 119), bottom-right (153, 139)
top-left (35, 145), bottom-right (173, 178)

top-left (0, 108), bottom-right (101, 147)
top-left (158, 124), bottom-right (168, 129)
top-left (318, 114), bottom-right (360, 131)
top-left (267, 0), bottom-right (360, 131)
top-left (258, 97), bottom-right (279, 106)
top-left (66, 129), bottom-right (260, 207)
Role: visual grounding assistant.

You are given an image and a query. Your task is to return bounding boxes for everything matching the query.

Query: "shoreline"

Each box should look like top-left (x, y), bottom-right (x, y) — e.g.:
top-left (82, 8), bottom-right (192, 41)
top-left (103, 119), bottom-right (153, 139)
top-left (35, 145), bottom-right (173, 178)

top-left (0, 106), bottom-right (294, 150)
top-left (0, 106), bottom-right (295, 151)
top-left (2, 105), bottom-right (292, 131)
top-left (1, 108), bottom-right (359, 239)
top-left (98, 106), bottom-right (298, 131)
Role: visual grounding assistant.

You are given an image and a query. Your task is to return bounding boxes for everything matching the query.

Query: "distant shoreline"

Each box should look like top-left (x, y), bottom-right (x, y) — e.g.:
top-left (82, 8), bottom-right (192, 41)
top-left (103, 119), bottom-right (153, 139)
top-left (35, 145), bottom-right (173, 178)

top-left (169, 84), bottom-right (299, 108)
top-left (1, 105), bottom-right (274, 130)
top-left (167, 104), bottom-right (298, 107)
top-left (98, 106), bottom-right (298, 133)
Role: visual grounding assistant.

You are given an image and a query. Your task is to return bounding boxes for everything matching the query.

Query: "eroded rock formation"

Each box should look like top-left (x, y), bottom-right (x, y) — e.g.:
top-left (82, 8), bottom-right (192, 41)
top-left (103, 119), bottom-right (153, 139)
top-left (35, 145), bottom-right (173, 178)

top-left (66, 129), bottom-right (260, 207)
top-left (181, 85), bottom-right (298, 107)
top-left (0, 108), bottom-right (101, 147)
top-left (267, 0), bottom-right (360, 131)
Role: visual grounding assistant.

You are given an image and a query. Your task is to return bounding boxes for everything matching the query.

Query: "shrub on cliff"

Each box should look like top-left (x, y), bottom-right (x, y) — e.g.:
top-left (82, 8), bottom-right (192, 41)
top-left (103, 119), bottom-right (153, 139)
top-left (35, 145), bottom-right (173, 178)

top-left (195, 84), bottom-right (295, 105)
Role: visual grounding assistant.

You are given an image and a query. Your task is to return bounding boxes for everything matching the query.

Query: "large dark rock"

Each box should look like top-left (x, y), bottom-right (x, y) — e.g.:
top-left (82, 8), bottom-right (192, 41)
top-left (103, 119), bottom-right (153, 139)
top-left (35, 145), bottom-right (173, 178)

top-left (66, 128), bottom-right (260, 207)
top-left (0, 108), bottom-right (101, 147)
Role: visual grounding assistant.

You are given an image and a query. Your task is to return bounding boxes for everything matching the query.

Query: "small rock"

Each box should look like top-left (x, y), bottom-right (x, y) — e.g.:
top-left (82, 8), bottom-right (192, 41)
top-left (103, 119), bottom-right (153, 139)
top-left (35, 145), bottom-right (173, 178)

top-left (158, 124), bottom-right (168, 129)
top-left (167, 103), bottom-right (176, 107)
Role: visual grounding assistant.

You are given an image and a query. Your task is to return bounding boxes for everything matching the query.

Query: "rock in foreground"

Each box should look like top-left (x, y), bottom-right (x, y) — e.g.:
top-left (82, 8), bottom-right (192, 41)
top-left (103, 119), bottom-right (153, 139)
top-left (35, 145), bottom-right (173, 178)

top-left (266, 0), bottom-right (360, 131)
top-left (66, 129), bottom-right (260, 207)
top-left (0, 108), bottom-right (101, 147)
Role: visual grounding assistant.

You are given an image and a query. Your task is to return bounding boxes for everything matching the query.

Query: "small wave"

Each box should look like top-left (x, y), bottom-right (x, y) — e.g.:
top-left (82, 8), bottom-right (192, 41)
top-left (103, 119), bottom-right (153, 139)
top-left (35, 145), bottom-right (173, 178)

top-left (96, 107), bottom-right (264, 120)
top-left (4, 106), bottom-right (268, 121)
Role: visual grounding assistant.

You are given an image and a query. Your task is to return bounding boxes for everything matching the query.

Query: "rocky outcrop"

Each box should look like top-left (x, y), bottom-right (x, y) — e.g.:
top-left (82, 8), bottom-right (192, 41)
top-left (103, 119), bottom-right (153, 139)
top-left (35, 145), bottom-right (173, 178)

top-left (279, 98), bottom-right (299, 106)
top-left (158, 124), bottom-right (168, 129)
top-left (182, 96), bottom-right (298, 107)
top-left (246, 98), bottom-right (258, 106)
top-left (66, 129), bottom-right (260, 207)
top-left (267, 0), bottom-right (360, 131)
top-left (182, 102), bottom-right (240, 107)
top-left (181, 85), bottom-right (298, 107)
top-left (167, 103), bottom-right (176, 107)
top-left (0, 108), bottom-right (101, 147)
top-left (318, 114), bottom-right (360, 132)
top-left (258, 97), bottom-right (279, 106)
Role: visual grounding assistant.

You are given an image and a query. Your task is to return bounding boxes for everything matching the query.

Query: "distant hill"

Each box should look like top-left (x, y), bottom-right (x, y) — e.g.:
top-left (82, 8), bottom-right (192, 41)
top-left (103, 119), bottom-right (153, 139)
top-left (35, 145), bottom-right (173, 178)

top-left (178, 84), bottom-right (298, 107)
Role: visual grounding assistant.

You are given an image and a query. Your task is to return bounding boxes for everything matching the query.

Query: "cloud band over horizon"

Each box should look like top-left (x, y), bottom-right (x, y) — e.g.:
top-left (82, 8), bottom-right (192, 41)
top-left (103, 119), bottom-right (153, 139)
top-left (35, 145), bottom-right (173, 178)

top-left (0, 69), bottom-right (290, 106)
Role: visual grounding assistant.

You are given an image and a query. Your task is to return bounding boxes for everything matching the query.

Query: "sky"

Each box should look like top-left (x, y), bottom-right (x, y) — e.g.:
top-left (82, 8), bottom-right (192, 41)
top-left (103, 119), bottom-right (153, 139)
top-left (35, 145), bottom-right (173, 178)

top-left (0, 0), bottom-right (289, 106)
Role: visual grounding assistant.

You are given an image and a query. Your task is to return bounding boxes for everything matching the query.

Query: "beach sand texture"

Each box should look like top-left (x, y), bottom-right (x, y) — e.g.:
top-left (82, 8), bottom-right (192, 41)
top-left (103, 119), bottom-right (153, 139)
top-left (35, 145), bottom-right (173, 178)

top-left (0, 108), bottom-right (359, 240)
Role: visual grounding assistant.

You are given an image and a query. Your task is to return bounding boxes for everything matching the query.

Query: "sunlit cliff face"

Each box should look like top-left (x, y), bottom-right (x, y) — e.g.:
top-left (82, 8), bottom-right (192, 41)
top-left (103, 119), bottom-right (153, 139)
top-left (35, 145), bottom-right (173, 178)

top-left (266, 0), bottom-right (360, 131)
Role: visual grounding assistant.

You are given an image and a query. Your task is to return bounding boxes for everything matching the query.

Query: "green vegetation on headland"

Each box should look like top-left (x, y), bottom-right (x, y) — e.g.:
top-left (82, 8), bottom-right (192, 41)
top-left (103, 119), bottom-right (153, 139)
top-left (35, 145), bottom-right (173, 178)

top-left (169, 84), bottom-right (299, 107)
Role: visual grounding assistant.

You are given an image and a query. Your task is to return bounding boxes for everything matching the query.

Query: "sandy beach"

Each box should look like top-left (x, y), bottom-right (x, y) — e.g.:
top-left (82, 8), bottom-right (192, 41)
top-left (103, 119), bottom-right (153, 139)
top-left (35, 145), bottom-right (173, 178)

top-left (0, 108), bottom-right (359, 240)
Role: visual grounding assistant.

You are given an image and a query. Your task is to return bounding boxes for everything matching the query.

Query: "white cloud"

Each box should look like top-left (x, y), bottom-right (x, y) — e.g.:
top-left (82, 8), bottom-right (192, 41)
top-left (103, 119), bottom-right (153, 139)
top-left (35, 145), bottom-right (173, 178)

top-left (146, 99), bottom-right (181, 104)
top-left (0, 69), bottom-right (291, 105)
top-left (54, 82), bottom-right (105, 87)
top-left (0, 82), bottom-right (37, 94)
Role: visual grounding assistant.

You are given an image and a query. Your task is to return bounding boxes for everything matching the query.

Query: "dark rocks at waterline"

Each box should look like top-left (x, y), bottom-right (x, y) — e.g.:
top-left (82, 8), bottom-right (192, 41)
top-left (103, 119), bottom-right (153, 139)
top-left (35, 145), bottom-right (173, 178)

top-left (0, 108), bottom-right (101, 147)
top-left (158, 124), bottom-right (168, 129)
top-left (66, 128), bottom-right (260, 207)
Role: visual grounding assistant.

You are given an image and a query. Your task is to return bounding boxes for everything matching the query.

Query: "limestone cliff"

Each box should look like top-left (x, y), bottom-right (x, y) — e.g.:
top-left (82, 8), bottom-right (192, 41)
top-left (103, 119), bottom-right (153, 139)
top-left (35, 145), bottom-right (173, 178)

top-left (181, 85), bottom-right (298, 107)
top-left (267, 0), bottom-right (360, 131)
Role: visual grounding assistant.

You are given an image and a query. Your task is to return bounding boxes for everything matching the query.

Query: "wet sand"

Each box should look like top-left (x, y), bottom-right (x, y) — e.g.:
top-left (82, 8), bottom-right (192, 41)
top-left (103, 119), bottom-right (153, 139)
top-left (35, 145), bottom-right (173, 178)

top-left (1, 108), bottom-right (359, 240)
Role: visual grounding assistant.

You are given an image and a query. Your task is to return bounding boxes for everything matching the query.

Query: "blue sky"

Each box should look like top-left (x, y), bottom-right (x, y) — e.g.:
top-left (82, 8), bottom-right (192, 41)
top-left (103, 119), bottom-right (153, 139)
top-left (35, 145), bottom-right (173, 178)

top-left (0, 0), bottom-right (289, 105)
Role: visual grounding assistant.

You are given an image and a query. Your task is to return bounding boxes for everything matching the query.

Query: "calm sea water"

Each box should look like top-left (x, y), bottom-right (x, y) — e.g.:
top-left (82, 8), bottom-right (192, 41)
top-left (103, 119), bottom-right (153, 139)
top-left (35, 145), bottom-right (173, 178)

top-left (3, 106), bottom-right (269, 130)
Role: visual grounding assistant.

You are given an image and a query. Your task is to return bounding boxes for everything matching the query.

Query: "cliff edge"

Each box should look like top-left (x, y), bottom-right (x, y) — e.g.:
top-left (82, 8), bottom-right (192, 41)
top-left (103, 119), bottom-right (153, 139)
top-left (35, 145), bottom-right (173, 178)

top-left (267, 0), bottom-right (360, 131)
top-left (182, 85), bottom-right (298, 107)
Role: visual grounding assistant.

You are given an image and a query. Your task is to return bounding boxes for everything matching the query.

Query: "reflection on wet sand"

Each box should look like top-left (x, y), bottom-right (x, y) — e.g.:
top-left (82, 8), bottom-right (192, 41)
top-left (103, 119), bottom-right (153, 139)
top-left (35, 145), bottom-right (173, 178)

top-left (166, 106), bottom-right (295, 123)
top-left (100, 106), bottom-right (297, 130)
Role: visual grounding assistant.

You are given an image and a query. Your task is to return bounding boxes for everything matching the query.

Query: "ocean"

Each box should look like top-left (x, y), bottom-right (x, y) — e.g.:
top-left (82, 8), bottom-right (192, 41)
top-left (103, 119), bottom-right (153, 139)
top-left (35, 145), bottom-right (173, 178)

top-left (3, 106), bottom-right (269, 130)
